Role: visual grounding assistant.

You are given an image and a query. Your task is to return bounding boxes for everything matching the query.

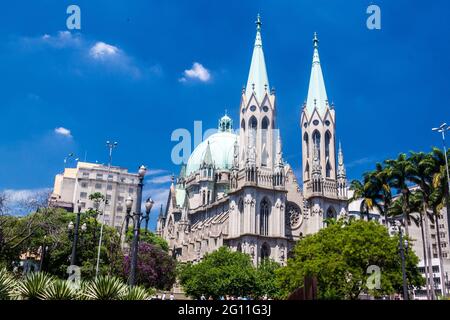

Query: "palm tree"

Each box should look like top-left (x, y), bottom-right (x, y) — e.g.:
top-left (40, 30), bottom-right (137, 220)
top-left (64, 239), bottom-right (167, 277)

top-left (429, 148), bottom-right (449, 297)
top-left (408, 152), bottom-right (437, 299)
top-left (349, 174), bottom-right (377, 221)
top-left (385, 154), bottom-right (416, 236)
top-left (366, 163), bottom-right (392, 226)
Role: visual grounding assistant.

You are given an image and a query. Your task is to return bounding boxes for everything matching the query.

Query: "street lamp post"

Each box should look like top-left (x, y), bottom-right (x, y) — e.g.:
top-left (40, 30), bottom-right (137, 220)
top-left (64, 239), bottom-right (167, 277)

top-left (69, 202), bottom-right (82, 266)
top-left (95, 140), bottom-right (118, 279)
top-left (124, 165), bottom-right (154, 287)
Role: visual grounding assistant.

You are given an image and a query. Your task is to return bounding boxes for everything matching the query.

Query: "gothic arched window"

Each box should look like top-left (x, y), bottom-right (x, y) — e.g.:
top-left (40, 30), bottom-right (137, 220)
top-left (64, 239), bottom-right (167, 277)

top-left (260, 198), bottom-right (270, 236)
top-left (326, 161), bottom-right (332, 178)
top-left (261, 116), bottom-right (270, 166)
top-left (325, 131), bottom-right (331, 160)
top-left (312, 130), bottom-right (321, 160)
top-left (260, 242), bottom-right (270, 260)
top-left (305, 162), bottom-right (310, 180)
top-left (249, 116), bottom-right (258, 147)
top-left (239, 198), bottom-right (244, 233)
top-left (249, 116), bottom-right (258, 129)
top-left (303, 132), bottom-right (309, 158)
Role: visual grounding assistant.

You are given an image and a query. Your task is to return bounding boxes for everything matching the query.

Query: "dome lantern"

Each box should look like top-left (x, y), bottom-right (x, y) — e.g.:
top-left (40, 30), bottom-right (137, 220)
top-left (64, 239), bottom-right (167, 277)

top-left (218, 111), bottom-right (233, 133)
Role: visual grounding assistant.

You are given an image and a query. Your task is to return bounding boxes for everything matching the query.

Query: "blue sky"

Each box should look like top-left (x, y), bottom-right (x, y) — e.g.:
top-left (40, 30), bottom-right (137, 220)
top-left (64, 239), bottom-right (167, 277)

top-left (1, 1), bottom-right (450, 229)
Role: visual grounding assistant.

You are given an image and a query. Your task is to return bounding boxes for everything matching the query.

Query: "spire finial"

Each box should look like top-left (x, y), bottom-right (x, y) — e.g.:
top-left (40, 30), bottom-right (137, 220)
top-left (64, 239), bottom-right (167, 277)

top-left (256, 14), bottom-right (262, 32)
top-left (313, 32), bottom-right (319, 49)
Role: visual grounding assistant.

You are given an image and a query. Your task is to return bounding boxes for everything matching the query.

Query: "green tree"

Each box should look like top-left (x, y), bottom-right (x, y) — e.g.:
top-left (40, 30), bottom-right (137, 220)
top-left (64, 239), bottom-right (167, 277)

top-left (125, 228), bottom-right (169, 252)
top-left (385, 153), bottom-right (416, 236)
top-left (349, 174), bottom-right (377, 221)
top-left (255, 259), bottom-right (282, 299)
top-left (276, 220), bottom-right (424, 299)
top-left (178, 247), bottom-right (257, 299)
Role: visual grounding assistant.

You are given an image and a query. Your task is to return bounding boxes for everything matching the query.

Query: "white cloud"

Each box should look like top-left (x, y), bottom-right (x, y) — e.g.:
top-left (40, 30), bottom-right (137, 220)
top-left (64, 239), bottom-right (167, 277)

top-left (146, 169), bottom-right (169, 176)
top-left (147, 174), bottom-right (173, 184)
top-left (54, 127), bottom-right (72, 138)
top-left (38, 31), bottom-right (82, 48)
top-left (179, 62), bottom-right (211, 82)
top-left (89, 41), bottom-right (119, 59)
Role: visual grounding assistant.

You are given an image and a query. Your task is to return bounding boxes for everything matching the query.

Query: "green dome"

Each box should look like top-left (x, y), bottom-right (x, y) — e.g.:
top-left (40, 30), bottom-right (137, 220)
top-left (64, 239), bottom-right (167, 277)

top-left (186, 131), bottom-right (238, 176)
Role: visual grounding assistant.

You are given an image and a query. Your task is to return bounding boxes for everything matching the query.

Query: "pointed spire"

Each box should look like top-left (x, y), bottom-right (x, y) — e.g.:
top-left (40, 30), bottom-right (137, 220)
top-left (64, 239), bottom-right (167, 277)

top-left (305, 32), bottom-right (328, 116)
top-left (233, 137), bottom-right (239, 169)
top-left (337, 141), bottom-right (346, 179)
top-left (202, 141), bottom-right (213, 166)
top-left (245, 14), bottom-right (270, 102)
top-left (179, 163), bottom-right (186, 178)
top-left (158, 204), bottom-right (163, 218)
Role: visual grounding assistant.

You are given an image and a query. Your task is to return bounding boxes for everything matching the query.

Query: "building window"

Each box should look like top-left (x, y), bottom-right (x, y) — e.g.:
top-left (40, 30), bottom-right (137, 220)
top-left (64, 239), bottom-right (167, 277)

top-left (95, 183), bottom-right (102, 189)
top-left (325, 131), bottom-right (331, 161)
top-left (239, 198), bottom-right (244, 234)
top-left (80, 202), bottom-right (86, 208)
top-left (118, 196), bottom-right (124, 202)
top-left (81, 182), bottom-right (88, 188)
top-left (108, 174), bottom-right (113, 180)
top-left (107, 184), bottom-right (113, 191)
top-left (117, 206), bottom-right (123, 212)
top-left (128, 188), bottom-right (134, 194)
top-left (82, 172), bottom-right (89, 177)
top-left (96, 174), bottom-right (103, 180)
top-left (303, 132), bottom-right (309, 158)
top-left (80, 192), bottom-right (87, 199)
top-left (312, 130), bottom-right (321, 160)
top-left (260, 199), bottom-right (270, 236)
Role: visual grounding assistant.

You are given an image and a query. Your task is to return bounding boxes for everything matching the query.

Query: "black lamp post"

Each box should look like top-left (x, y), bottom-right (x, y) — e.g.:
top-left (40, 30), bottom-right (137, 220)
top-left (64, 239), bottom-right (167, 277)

top-left (125, 165), bottom-right (154, 287)
top-left (69, 201), bottom-right (82, 266)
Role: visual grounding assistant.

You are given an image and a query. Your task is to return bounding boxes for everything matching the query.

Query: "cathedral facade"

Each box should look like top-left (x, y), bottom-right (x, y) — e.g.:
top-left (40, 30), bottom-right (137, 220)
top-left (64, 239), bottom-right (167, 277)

top-left (157, 16), bottom-right (348, 265)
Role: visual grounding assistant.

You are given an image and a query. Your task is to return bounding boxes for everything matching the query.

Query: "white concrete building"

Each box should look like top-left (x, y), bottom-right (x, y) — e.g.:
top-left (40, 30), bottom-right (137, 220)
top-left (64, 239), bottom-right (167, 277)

top-left (49, 161), bottom-right (141, 233)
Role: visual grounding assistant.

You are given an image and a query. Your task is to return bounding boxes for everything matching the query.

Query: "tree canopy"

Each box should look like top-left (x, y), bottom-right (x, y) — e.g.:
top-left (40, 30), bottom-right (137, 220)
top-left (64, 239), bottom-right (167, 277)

top-left (178, 247), bottom-right (281, 299)
top-left (276, 219), bottom-right (424, 299)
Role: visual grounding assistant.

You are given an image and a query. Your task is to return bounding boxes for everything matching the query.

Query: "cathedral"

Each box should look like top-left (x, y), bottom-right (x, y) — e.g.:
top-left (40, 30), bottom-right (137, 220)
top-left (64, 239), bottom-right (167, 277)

top-left (157, 16), bottom-right (348, 265)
